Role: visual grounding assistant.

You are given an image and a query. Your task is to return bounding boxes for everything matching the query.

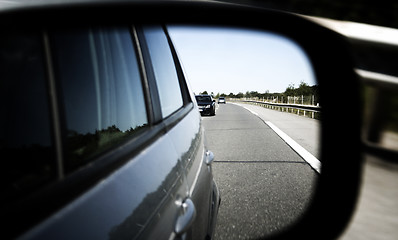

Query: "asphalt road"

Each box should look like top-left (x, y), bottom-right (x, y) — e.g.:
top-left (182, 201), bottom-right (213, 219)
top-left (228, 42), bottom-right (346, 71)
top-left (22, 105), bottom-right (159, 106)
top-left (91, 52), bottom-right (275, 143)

top-left (234, 102), bottom-right (321, 159)
top-left (202, 103), bottom-right (319, 239)
top-left (339, 154), bottom-right (398, 240)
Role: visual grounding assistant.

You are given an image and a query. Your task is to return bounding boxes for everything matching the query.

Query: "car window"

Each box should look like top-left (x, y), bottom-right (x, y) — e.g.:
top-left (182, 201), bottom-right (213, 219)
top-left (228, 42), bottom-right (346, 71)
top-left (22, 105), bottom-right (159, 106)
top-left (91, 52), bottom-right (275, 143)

top-left (51, 27), bottom-right (148, 173)
top-left (0, 32), bottom-right (56, 205)
top-left (196, 96), bottom-right (212, 102)
top-left (143, 26), bottom-right (183, 118)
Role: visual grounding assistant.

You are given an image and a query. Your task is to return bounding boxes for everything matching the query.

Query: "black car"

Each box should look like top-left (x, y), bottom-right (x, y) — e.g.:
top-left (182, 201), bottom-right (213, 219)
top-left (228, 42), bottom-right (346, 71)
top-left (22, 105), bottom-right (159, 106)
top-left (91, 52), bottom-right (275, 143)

top-left (195, 95), bottom-right (216, 116)
top-left (1, 6), bottom-right (220, 240)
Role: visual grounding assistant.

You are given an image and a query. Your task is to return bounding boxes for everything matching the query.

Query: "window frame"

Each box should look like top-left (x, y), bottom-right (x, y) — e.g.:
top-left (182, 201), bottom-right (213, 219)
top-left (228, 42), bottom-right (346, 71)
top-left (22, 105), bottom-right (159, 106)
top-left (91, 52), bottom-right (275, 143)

top-left (44, 23), bottom-right (196, 189)
top-left (135, 25), bottom-right (193, 126)
top-left (47, 26), bottom-right (152, 175)
top-left (6, 23), bottom-right (195, 239)
top-left (161, 24), bottom-right (194, 130)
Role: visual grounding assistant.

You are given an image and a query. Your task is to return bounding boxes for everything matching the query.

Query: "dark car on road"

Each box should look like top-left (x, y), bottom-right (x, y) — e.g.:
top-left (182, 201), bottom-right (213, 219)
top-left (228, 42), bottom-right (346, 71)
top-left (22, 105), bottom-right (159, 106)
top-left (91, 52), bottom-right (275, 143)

top-left (195, 95), bottom-right (216, 116)
top-left (1, 6), bottom-right (220, 240)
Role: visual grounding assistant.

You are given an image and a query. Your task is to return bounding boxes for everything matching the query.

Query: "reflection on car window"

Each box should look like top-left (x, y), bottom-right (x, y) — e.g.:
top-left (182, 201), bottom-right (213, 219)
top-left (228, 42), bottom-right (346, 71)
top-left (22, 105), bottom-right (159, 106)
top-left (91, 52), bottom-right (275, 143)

top-left (143, 26), bottom-right (183, 118)
top-left (0, 32), bottom-right (55, 204)
top-left (51, 27), bottom-right (147, 173)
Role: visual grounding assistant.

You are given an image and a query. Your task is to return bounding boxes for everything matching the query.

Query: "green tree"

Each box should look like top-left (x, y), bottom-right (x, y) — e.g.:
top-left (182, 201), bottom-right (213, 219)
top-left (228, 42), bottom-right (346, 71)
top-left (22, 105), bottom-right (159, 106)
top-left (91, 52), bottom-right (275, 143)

top-left (284, 83), bottom-right (296, 96)
top-left (236, 92), bottom-right (244, 98)
top-left (296, 81), bottom-right (312, 96)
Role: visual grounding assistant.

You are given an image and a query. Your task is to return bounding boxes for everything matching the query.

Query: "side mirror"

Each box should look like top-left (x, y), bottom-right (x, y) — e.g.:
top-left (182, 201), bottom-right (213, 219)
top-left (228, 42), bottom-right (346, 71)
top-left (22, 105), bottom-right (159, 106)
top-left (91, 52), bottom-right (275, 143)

top-left (0, 2), bottom-right (362, 240)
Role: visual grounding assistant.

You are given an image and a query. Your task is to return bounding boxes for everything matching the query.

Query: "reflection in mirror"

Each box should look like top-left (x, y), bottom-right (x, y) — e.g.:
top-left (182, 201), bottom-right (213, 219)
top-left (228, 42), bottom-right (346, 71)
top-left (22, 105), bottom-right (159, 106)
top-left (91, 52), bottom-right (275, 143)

top-left (168, 26), bottom-right (320, 238)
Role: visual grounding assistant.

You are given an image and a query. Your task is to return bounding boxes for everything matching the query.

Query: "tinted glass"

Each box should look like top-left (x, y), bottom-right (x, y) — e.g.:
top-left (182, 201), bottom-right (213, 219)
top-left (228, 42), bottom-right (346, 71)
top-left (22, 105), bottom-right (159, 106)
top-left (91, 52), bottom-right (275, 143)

top-left (143, 26), bottom-right (183, 118)
top-left (0, 32), bottom-right (55, 204)
top-left (51, 27), bottom-right (147, 172)
top-left (196, 96), bottom-right (212, 102)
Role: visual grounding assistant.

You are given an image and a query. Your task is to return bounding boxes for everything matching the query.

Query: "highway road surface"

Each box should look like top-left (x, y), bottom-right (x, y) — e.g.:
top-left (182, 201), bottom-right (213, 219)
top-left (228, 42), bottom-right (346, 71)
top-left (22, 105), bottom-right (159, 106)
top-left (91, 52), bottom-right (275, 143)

top-left (202, 102), bottom-right (319, 239)
top-left (234, 102), bottom-right (320, 160)
top-left (204, 102), bottom-right (398, 240)
top-left (339, 154), bottom-right (398, 240)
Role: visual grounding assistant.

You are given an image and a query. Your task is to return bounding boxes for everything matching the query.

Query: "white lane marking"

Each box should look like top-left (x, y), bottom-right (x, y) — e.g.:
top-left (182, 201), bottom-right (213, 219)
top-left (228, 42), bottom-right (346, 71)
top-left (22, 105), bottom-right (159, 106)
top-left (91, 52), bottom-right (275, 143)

top-left (237, 103), bottom-right (321, 173)
top-left (265, 121), bottom-right (321, 174)
top-left (242, 106), bottom-right (259, 116)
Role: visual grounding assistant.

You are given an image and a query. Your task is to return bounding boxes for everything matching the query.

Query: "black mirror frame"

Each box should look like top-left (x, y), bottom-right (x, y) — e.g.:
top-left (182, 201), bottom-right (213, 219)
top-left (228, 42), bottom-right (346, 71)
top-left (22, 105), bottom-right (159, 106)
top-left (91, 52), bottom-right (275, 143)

top-left (0, 1), bottom-right (362, 240)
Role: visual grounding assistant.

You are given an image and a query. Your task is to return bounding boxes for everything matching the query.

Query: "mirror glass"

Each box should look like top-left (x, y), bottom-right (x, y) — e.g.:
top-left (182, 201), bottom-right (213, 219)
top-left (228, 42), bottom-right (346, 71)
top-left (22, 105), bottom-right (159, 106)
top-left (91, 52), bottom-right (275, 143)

top-left (168, 26), bottom-right (320, 238)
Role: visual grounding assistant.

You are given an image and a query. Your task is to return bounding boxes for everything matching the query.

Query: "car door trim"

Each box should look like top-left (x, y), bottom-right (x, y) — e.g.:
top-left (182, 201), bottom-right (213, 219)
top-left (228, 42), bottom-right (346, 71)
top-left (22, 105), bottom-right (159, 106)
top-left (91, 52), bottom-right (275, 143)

top-left (43, 30), bottom-right (64, 180)
top-left (131, 25), bottom-right (154, 125)
top-left (134, 25), bottom-right (163, 124)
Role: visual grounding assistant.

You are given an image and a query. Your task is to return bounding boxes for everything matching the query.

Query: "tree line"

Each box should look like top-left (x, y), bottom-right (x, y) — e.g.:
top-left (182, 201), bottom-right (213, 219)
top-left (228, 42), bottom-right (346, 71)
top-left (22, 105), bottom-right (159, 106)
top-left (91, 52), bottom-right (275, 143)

top-left (200, 81), bottom-right (319, 102)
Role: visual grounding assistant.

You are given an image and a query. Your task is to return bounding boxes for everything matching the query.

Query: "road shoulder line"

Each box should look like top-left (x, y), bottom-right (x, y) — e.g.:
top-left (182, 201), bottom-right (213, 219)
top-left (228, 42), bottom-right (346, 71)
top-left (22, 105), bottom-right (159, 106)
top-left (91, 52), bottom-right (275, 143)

top-left (236, 103), bottom-right (321, 174)
top-left (265, 121), bottom-right (321, 174)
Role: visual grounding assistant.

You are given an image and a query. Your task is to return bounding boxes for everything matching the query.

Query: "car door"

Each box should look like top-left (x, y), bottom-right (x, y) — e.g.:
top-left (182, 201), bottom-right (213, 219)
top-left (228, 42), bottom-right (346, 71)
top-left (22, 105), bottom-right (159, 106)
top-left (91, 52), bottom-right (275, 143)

top-left (167, 106), bottom-right (216, 240)
top-left (139, 25), bottom-right (218, 240)
top-left (137, 25), bottom-right (204, 239)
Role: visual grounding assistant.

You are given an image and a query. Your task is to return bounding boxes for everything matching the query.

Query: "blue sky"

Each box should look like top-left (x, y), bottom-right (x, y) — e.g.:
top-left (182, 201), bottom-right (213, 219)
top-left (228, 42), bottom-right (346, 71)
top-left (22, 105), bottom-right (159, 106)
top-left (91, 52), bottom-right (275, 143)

top-left (168, 26), bottom-right (316, 95)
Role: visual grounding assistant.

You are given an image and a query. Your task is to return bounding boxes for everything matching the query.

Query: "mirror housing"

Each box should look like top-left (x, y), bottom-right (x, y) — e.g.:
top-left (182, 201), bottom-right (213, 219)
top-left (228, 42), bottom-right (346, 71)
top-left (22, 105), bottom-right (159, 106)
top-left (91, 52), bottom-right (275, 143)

top-left (0, 1), bottom-right (362, 239)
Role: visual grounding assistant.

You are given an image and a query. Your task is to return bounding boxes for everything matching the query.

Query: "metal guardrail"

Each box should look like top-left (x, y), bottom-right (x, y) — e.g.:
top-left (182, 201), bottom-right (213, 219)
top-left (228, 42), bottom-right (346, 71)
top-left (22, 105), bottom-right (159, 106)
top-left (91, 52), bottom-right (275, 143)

top-left (233, 99), bottom-right (321, 119)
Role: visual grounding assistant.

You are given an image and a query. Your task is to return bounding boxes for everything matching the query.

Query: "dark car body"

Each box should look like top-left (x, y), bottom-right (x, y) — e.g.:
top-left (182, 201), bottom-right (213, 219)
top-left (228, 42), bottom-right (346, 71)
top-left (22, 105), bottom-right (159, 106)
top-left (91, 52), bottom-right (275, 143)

top-left (1, 12), bottom-right (220, 240)
top-left (195, 95), bottom-right (216, 116)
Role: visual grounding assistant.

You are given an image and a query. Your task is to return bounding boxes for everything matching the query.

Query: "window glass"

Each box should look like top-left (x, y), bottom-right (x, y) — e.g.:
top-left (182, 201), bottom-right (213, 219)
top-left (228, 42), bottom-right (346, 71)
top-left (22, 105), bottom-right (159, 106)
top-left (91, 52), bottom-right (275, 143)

top-left (0, 32), bottom-right (55, 204)
top-left (51, 27), bottom-right (147, 172)
top-left (143, 26), bottom-right (183, 118)
top-left (195, 96), bottom-right (212, 102)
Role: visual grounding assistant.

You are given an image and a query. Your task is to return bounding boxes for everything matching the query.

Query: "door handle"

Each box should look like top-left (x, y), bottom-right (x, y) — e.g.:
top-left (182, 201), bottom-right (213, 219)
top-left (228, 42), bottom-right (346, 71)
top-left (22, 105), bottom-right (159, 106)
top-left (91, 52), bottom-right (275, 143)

top-left (205, 150), bottom-right (214, 165)
top-left (175, 198), bottom-right (196, 235)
